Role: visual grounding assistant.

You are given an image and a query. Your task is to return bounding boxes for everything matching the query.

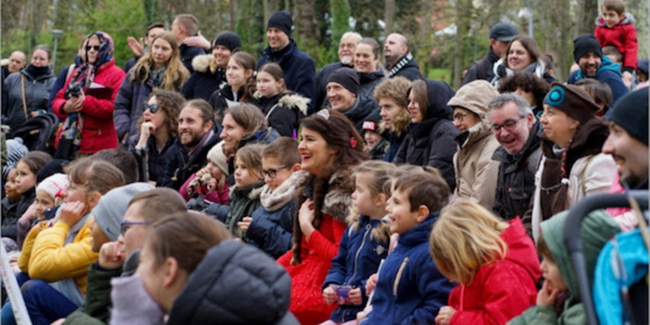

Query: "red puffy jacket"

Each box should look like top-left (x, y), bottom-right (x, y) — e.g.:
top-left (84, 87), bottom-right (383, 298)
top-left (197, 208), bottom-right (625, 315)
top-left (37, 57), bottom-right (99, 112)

top-left (52, 58), bottom-right (125, 154)
top-left (595, 13), bottom-right (638, 71)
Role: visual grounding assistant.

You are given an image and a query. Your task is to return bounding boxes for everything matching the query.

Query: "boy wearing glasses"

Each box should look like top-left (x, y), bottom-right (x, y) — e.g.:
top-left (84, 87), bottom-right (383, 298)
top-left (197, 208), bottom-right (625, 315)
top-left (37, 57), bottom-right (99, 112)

top-left (488, 93), bottom-right (543, 236)
top-left (237, 137), bottom-right (308, 258)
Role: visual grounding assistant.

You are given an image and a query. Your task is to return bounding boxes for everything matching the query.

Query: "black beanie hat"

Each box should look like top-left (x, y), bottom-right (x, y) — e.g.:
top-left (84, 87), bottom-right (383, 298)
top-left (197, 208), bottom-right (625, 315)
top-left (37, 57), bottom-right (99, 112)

top-left (328, 68), bottom-right (360, 95)
top-left (267, 11), bottom-right (293, 37)
top-left (543, 82), bottom-right (600, 124)
top-left (213, 32), bottom-right (242, 52)
top-left (573, 34), bottom-right (603, 63)
top-left (608, 88), bottom-right (649, 146)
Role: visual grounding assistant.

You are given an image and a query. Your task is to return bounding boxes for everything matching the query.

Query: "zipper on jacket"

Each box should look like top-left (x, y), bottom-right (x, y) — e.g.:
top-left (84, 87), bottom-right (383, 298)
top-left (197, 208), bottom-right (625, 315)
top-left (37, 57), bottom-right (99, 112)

top-left (346, 223), bottom-right (372, 286)
top-left (393, 257), bottom-right (409, 296)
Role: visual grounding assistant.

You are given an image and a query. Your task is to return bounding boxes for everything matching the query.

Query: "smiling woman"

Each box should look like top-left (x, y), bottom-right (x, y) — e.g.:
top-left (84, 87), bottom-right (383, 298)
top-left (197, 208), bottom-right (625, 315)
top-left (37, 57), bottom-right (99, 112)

top-left (354, 38), bottom-right (387, 99)
top-left (490, 35), bottom-right (556, 88)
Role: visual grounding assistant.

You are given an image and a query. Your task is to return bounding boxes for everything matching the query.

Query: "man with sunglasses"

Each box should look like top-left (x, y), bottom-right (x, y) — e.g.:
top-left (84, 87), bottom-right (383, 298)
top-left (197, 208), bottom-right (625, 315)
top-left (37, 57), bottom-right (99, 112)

top-left (488, 93), bottom-right (543, 235)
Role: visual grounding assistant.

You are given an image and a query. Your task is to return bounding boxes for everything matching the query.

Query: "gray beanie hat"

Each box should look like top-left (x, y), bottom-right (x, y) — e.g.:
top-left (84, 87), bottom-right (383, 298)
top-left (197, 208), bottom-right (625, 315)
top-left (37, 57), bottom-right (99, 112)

top-left (207, 142), bottom-right (229, 177)
top-left (92, 182), bottom-right (155, 242)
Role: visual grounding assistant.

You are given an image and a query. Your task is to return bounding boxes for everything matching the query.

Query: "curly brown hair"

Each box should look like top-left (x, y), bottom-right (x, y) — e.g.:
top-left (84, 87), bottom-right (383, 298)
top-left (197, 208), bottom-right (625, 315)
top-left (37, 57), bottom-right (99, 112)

top-left (498, 72), bottom-right (551, 107)
top-left (137, 89), bottom-right (186, 138)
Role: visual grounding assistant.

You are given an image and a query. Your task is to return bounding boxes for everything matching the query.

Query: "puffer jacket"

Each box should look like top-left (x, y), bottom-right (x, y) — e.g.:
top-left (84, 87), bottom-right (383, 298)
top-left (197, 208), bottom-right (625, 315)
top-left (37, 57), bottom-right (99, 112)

top-left (595, 13), bottom-right (638, 72)
top-left (3, 64), bottom-right (55, 132)
top-left (255, 92), bottom-right (309, 137)
top-left (181, 54), bottom-right (226, 101)
top-left (53, 58), bottom-right (125, 154)
top-left (567, 56), bottom-right (629, 108)
top-left (394, 79), bottom-right (458, 191)
top-left (166, 240), bottom-right (299, 325)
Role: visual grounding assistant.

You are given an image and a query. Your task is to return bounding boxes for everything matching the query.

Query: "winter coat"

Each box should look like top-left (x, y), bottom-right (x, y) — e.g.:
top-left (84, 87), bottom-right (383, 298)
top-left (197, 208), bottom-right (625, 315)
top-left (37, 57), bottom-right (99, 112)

top-left (63, 262), bottom-right (122, 325)
top-left (208, 84), bottom-right (256, 124)
top-left (48, 56), bottom-right (83, 113)
top-left (447, 218), bottom-right (541, 325)
top-left (181, 54), bottom-right (226, 101)
top-left (4, 187), bottom-right (35, 241)
top-left (113, 70), bottom-right (154, 140)
top-left (531, 118), bottom-right (616, 241)
top-left (166, 240), bottom-right (299, 325)
top-left (53, 58), bottom-right (125, 154)
top-left (315, 62), bottom-right (352, 110)
top-left (337, 96), bottom-right (379, 136)
top-left (491, 59), bottom-right (556, 88)
top-left (385, 52), bottom-right (424, 80)
top-left (258, 39), bottom-right (316, 113)
top-left (3, 65), bottom-right (56, 132)
top-left (567, 56), bottom-right (629, 108)
top-left (358, 70), bottom-right (386, 99)
top-left (507, 210), bottom-right (619, 325)
top-left (463, 47), bottom-right (500, 85)
top-left (595, 13), bottom-right (638, 72)
top-left (360, 214), bottom-right (455, 325)
top-left (222, 182), bottom-right (264, 241)
top-left (492, 121), bottom-right (543, 226)
top-left (368, 138), bottom-right (389, 160)
top-left (128, 134), bottom-right (176, 184)
top-left (322, 216), bottom-right (389, 322)
top-left (255, 92), bottom-right (309, 137)
top-left (394, 79), bottom-right (458, 191)
top-left (18, 217), bottom-right (98, 295)
top-left (2, 197), bottom-right (20, 240)
top-left (380, 108), bottom-right (411, 163)
top-left (179, 43), bottom-right (206, 74)
top-left (247, 171), bottom-right (309, 259)
top-left (159, 131), bottom-right (221, 190)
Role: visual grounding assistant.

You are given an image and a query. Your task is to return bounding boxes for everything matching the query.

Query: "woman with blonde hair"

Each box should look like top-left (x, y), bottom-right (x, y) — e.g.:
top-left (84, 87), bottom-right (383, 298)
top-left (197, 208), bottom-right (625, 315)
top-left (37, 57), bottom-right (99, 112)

top-left (430, 200), bottom-right (541, 325)
top-left (114, 31), bottom-right (189, 146)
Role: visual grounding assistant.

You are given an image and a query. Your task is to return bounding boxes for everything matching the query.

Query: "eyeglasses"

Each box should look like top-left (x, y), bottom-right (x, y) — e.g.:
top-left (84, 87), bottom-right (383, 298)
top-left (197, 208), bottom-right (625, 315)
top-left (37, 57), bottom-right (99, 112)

top-left (490, 116), bottom-right (525, 133)
top-left (259, 166), bottom-right (289, 179)
top-left (120, 221), bottom-right (153, 235)
top-left (453, 112), bottom-right (469, 122)
top-left (86, 45), bottom-right (100, 51)
top-left (143, 103), bottom-right (159, 114)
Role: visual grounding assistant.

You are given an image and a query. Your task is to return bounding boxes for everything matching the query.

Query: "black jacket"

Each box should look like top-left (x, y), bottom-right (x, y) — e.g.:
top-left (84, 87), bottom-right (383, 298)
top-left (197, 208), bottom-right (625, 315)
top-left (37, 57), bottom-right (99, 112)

top-left (394, 79), bottom-right (458, 191)
top-left (258, 39), bottom-right (316, 114)
top-left (358, 70), bottom-right (386, 99)
top-left (159, 132), bottom-right (221, 190)
top-left (255, 92), bottom-right (309, 137)
top-left (208, 85), bottom-right (256, 124)
top-left (166, 240), bottom-right (299, 325)
top-left (385, 52), bottom-right (423, 80)
top-left (462, 47), bottom-right (500, 85)
top-left (315, 62), bottom-right (352, 110)
top-left (181, 54), bottom-right (226, 101)
top-left (128, 134), bottom-right (176, 184)
top-left (339, 96), bottom-right (379, 136)
top-left (2, 65), bottom-right (55, 132)
top-left (492, 120), bottom-right (542, 226)
top-left (179, 43), bottom-right (206, 74)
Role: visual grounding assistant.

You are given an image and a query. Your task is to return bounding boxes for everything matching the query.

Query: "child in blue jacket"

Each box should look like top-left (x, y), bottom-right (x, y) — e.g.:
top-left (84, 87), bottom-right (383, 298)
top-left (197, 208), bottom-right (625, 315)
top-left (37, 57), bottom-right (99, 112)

top-left (321, 161), bottom-right (395, 324)
top-left (359, 169), bottom-right (454, 325)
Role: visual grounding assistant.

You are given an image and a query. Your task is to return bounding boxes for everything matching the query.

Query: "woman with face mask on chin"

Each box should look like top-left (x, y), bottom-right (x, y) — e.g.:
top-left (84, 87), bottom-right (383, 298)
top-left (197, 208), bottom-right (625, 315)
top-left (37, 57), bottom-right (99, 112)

top-left (52, 32), bottom-right (127, 155)
top-left (3, 45), bottom-right (56, 133)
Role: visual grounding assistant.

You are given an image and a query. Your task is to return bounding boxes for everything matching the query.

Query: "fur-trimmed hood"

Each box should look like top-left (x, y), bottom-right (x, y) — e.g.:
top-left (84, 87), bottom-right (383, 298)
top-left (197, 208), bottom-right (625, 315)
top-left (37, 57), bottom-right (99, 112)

top-left (191, 54), bottom-right (217, 74)
top-left (254, 91), bottom-right (310, 116)
top-left (260, 170), bottom-right (310, 212)
top-left (321, 171), bottom-right (355, 224)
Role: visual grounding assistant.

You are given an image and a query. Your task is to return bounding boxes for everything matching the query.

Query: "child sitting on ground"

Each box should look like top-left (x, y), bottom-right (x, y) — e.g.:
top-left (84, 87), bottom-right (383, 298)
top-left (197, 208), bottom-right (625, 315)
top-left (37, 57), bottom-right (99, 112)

top-left (237, 137), bottom-right (307, 259)
top-left (507, 209), bottom-right (620, 324)
top-left (430, 200), bottom-right (541, 325)
top-left (320, 161), bottom-right (394, 325)
top-left (358, 169), bottom-right (455, 324)
top-left (179, 142), bottom-right (229, 205)
top-left (594, 0), bottom-right (638, 85)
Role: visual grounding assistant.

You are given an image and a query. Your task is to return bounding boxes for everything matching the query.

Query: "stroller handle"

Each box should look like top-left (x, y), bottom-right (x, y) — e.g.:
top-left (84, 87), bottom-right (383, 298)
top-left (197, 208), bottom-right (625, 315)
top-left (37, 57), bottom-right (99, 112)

top-left (564, 190), bottom-right (648, 325)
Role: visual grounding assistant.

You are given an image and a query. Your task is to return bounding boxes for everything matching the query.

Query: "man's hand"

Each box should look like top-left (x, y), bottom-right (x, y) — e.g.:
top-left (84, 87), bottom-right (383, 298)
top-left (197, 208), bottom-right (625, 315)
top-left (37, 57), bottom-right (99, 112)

top-left (183, 31), bottom-right (211, 50)
top-left (98, 241), bottom-right (126, 270)
top-left (127, 37), bottom-right (144, 57)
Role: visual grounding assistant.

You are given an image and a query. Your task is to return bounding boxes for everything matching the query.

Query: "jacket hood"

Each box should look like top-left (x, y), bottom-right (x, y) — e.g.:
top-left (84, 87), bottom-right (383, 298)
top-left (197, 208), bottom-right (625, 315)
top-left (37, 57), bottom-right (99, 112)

top-left (278, 93), bottom-right (310, 115)
top-left (457, 120), bottom-right (493, 149)
top-left (359, 69), bottom-right (386, 83)
top-left (167, 240), bottom-right (295, 325)
top-left (423, 79), bottom-right (455, 121)
top-left (540, 209), bottom-right (619, 304)
top-left (191, 54), bottom-right (216, 74)
top-left (447, 80), bottom-right (498, 119)
top-left (595, 12), bottom-right (635, 27)
top-left (501, 217), bottom-right (541, 285)
top-left (398, 212), bottom-right (438, 247)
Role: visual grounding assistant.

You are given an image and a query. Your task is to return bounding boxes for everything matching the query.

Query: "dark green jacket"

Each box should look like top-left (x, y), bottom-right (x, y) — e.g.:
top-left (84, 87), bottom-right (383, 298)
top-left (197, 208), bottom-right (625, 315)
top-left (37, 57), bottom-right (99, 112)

top-left (63, 262), bottom-right (121, 325)
top-left (224, 182), bottom-right (264, 241)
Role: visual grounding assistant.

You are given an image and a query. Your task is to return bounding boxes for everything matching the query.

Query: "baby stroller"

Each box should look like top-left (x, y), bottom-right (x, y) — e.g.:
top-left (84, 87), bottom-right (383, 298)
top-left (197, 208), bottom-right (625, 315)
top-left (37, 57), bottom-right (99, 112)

top-left (564, 190), bottom-right (649, 325)
top-left (7, 112), bottom-right (59, 155)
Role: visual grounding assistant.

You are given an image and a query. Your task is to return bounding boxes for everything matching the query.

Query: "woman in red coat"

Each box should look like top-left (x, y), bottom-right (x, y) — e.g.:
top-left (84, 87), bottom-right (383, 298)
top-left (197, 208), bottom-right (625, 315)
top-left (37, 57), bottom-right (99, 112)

top-left (430, 200), bottom-right (542, 325)
top-left (276, 109), bottom-right (368, 325)
top-left (52, 31), bottom-right (126, 155)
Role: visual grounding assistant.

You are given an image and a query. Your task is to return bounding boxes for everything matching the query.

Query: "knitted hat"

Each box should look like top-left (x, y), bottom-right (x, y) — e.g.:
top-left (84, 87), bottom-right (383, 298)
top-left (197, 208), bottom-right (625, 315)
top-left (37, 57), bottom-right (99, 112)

top-left (92, 183), bottom-right (155, 242)
top-left (36, 159), bottom-right (69, 183)
top-left (543, 82), bottom-right (600, 124)
top-left (447, 80), bottom-right (499, 118)
top-left (328, 68), bottom-right (360, 95)
top-left (573, 34), bottom-right (602, 63)
top-left (213, 32), bottom-right (242, 53)
top-left (36, 173), bottom-right (69, 200)
top-left (637, 59), bottom-right (649, 74)
top-left (267, 11), bottom-right (293, 37)
top-left (362, 111), bottom-right (382, 133)
top-left (207, 142), bottom-right (229, 177)
top-left (490, 23), bottom-right (517, 42)
top-left (2, 138), bottom-right (29, 180)
top-left (608, 88), bottom-right (649, 146)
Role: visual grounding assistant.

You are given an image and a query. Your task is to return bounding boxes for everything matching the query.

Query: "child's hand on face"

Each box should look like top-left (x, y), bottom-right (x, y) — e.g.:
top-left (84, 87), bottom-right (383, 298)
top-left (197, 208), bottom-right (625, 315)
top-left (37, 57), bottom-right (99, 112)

top-left (537, 279), bottom-right (560, 306)
top-left (58, 201), bottom-right (86, 227)
top-left (365, 273), bottom-right (378, 294)
top-left (99, 241), bottom-right (126, 270)
top-left (206, 178), bottom-right (219, 193)
top-left (348, 287), bottom-right (363, 305)
top-left (237, 217), bottom-right (252, 233)
top-left (435, 306), bottom-right (456, 325)
top-left (323, 286), bottom-right (337, 305)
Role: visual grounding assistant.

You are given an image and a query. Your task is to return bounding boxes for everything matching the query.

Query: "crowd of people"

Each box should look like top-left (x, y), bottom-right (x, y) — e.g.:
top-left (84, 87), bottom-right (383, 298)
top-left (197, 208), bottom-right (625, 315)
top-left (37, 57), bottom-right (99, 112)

top-left (1, 0), bottom-right (649, 324)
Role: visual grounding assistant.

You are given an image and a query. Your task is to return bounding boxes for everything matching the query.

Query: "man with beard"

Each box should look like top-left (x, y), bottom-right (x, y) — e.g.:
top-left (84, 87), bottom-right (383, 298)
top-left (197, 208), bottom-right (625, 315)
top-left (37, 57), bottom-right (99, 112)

top-left (567, 34), bottom-right (628, 109)
top-left (315, 31), bottom-right (362, 110)
top-left (160, 99), bottom-right (220, 190)
top-left (383, 33), bottom-right (423, 80)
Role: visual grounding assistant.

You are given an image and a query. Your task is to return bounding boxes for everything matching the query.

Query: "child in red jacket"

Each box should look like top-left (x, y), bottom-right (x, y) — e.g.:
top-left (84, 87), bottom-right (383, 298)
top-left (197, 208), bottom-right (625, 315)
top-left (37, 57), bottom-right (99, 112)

top-left (594, 0), bottom-right (638, 86)
top-left (430, 200), bottom-right (541, 325)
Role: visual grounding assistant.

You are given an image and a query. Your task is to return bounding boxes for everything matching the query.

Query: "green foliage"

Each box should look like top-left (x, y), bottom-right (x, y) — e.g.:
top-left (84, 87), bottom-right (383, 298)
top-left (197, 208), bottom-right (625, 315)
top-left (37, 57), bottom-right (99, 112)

top-left (329, 0), bottom-right (351, 63)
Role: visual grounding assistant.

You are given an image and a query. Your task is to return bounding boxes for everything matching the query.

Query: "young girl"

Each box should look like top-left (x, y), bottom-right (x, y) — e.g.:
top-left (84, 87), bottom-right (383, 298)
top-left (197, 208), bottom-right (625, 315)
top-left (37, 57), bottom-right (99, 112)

top-left (255, 63), bottom-right (309, 137)
top-left (321, 160), bottom-right (394, 325)
top-left (222, 144), bottom-right (265, 241)
top-left (209, 52), bottom-right (257, 124)
top-left (179, 142), bottom-right (230, 204)
top-left (2, 168), bottom-right (23, 231)
top-left (429, 200), bottom-right (541, 325)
